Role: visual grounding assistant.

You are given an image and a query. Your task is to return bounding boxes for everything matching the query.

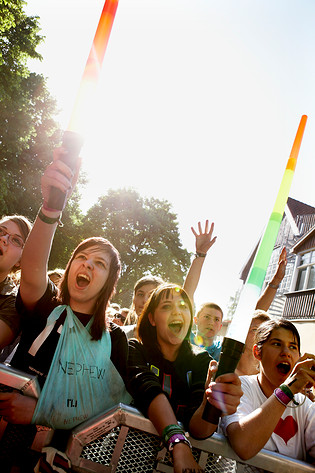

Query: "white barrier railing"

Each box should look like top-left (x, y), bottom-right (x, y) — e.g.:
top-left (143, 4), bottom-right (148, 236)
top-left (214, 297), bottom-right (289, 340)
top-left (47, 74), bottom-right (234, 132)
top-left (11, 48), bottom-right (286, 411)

top-left (64, 404), bottom-right (314, 473)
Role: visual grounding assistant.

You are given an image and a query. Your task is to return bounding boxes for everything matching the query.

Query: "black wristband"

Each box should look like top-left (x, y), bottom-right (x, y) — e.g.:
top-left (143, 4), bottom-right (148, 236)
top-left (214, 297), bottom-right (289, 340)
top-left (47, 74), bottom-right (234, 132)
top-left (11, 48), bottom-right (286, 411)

top-left (268, 282), bottom-right (279, 289)
top-left (38, 208), bottom-right (63, 227)
top-left (195, 252), bottom-right (207, 258)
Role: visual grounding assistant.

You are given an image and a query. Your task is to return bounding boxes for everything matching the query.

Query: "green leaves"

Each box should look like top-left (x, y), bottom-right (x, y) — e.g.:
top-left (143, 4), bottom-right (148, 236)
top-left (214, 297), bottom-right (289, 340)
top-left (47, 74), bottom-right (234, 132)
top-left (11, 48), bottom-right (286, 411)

top-left (0, 1), bottom-right (59, 218)
top-left (0, 1), bottom-right (190, 308)
top-left (82, 189), bottom-right (190, 306)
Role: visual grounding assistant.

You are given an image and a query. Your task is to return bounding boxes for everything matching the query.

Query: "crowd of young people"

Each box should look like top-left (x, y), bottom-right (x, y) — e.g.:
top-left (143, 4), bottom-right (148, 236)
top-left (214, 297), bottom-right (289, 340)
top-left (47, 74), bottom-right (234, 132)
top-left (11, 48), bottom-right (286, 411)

top-left (0, 146), bottom-right (314, 472)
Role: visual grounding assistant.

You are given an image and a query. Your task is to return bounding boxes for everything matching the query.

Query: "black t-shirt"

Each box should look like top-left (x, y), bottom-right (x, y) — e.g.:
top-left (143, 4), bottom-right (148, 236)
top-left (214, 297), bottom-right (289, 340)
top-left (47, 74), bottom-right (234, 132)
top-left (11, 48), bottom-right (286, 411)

top-left (127, 338), bottom-right (211, 430)
top-left (12, 280), bottom-right (128, 387)
top-left (0, 277), bottom-right (20, 335)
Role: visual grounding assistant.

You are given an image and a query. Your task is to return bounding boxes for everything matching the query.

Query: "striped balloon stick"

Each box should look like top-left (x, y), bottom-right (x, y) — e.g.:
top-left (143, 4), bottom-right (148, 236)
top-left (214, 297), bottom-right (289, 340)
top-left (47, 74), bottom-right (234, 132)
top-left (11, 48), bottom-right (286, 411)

top-left (228, 114), bottom-right (308, 343)
top-left (67, 0), bottom-right (119, 134)
top-left (48, 0), bottom-right (119, 210)
top-left (203, 114), bottom-right (308, 423)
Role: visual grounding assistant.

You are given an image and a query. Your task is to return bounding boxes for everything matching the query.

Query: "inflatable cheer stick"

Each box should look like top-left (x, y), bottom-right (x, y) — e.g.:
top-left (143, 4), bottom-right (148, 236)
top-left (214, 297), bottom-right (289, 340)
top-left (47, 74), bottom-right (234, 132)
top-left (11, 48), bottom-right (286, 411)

top-left (203, 115), bottom-right (308, 424)
top-left (48, 0), bottom-right (119, 210)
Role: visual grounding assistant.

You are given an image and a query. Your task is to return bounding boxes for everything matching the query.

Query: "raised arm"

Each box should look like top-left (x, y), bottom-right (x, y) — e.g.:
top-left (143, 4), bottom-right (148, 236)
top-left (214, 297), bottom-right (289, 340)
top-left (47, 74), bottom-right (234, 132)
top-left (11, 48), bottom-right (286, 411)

top-left (183, 221), bottom-right (216, 302)
top-left (20, 148), bottom-right (79, 310)
top-left (255, 247), bottom-right (287, 311)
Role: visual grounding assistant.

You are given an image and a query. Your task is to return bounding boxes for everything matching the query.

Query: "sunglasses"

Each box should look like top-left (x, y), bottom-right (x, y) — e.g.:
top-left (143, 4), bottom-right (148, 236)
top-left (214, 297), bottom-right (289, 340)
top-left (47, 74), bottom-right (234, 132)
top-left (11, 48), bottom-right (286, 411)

top-left (0, 226), bottom-right (24, 249)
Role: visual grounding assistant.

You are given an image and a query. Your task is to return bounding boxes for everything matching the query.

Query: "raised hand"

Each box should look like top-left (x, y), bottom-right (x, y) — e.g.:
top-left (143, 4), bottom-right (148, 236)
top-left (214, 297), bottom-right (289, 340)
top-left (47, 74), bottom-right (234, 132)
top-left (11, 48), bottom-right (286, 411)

top-left (272, 247), bottom-right (287, 285)
top-left (41, 147), bottom-right (81, 208)
top-left (191, 220), bottom-right (217, 255)
top-left (286, 354), bottom-right (315, 395)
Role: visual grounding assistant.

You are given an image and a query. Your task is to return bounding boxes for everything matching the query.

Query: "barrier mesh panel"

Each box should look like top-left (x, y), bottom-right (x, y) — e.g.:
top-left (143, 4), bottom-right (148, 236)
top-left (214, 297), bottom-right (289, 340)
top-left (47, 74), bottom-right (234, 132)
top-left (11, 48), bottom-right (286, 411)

top-left (78, 425), bottom-right (255, 473)
top-left (81, 426), bottom-right (162, 472)
top-left (204, 453), bottom-right (236, 473)
top-left (81, 425), bottom-right (120, 465)
top-left (78, 420), bottom-right (271, 473)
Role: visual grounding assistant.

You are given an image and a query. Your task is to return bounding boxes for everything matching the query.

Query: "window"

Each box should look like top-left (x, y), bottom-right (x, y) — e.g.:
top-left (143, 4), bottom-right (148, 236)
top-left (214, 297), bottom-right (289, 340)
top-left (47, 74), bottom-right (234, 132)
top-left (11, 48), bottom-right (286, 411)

top-left (294, 250), bottom-right (315, 291)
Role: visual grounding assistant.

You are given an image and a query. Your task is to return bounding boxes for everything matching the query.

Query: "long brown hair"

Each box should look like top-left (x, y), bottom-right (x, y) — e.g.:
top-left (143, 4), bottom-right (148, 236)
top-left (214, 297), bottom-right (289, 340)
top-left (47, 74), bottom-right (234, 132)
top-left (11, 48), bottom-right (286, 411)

top-left (137, 283), bottom-right (193, 349)
top-left (58, 237), bottom-right (121, 340)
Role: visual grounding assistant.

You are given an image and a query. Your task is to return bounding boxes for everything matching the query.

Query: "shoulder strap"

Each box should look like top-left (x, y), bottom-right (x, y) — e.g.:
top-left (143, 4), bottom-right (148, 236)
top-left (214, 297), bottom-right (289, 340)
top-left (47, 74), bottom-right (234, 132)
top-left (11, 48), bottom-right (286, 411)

top-left (28, 305), bottom-right (68, 357)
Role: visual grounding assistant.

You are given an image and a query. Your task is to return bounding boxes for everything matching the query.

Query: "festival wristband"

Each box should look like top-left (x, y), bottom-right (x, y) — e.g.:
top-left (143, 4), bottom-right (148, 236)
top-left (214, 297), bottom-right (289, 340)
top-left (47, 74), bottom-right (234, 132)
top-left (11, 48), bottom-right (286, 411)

top-left (38, 208), bottom-right (63, 227)
top-left (167, 433), bottom-right (192, 452)
top-left (162, 424), bottom-right (185, 445)
top-left (274, 387), bottom-right (291, 406)
top-left (279, 384), bottom-right (294, 399)
top-left (195, 252), bottom-right (207, 258)
top-left (274, 385), bottom-right (299, 406)
top-left (280, 383), bottom-right (299, 405)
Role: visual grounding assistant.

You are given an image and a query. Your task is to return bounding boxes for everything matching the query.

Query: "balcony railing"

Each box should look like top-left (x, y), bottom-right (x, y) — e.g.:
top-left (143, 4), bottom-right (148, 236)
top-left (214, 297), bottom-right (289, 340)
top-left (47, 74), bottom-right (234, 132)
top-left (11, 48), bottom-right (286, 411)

top-left (283, 288), bottom-right (315, 319)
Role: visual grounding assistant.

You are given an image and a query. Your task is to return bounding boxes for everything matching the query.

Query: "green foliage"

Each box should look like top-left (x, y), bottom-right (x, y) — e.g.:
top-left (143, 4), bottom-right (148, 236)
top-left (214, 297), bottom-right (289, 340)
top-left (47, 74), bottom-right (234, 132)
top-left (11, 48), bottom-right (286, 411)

top-left (82, 189), bottom-right (191, 306)
top-left (0, 0), bottom-right (61, 219)
top-left (0, 1), bottom-right (191, 307)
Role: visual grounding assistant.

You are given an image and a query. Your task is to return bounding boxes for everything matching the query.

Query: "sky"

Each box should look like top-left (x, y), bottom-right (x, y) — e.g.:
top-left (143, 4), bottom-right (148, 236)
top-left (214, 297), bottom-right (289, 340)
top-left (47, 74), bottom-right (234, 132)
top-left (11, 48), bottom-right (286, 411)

top-left (24, 0), bottom-right (315, 313)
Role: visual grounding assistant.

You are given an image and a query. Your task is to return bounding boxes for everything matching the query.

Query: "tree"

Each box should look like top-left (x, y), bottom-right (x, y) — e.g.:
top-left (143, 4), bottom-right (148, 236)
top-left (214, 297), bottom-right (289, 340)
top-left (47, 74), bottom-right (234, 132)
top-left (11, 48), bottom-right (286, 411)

top-left (82, 189), bottom-right (191, 306)
top-left (0, 0), bottom-right (61, 219)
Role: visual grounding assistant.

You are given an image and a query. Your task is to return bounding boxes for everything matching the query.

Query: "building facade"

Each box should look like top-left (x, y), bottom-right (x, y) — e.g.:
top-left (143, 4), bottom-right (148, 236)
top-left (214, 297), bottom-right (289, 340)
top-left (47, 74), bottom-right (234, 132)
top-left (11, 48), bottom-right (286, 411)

top-left (239, 197), bottom-right (315, 352)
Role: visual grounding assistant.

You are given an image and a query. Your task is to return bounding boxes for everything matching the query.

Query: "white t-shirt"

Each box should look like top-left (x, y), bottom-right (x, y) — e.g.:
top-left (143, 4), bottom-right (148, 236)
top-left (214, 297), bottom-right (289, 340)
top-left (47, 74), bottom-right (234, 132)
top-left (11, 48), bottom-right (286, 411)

top-left (220, 375), bottom-right (315, 461)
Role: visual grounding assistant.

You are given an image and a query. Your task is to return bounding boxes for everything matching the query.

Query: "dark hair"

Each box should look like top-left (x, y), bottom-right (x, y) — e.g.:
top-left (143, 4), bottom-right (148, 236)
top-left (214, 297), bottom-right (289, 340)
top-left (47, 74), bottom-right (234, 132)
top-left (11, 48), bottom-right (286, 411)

top-left (133, 275), bottom-right (165, 295)
top-left (0, 215), bottom-right (32, 244)
top-left (254, 319), bottom-right (301, 354)
top-left (137, 283), bottom-right (193, 348)
top-left (196, 302), bottom-right (223, 321)
top-left (126, 274), bottom-right (165, 324)
top-left (48, 268), bottom-right (65, 285)
top-left (58, 237), bottom-right (121, 340)
top-left (251, 310), bottom-right (271, 324)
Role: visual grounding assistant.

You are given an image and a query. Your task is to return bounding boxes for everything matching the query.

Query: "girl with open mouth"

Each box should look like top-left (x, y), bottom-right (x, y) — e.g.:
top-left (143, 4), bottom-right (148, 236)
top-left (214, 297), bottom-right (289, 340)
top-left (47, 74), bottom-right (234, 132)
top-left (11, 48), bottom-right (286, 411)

top-left (127, 283), bottom-right (243, 473)
top-left (0, 147), bottom-right (131, 469)
top-left (221, 318), bottom-right (315, 465)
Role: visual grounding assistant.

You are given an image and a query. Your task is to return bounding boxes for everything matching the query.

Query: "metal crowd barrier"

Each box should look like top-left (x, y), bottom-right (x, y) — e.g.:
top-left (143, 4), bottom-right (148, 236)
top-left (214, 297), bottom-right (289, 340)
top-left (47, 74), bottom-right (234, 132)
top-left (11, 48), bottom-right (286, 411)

top-left (65, 404), bottom-right (314, 473)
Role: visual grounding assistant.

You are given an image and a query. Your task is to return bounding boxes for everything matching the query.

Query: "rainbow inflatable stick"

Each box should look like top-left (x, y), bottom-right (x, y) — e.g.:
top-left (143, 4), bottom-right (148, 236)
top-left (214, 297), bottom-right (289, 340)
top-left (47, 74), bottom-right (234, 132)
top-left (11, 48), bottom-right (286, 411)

top-left (68, 0), bottom-right (119, 133)
top-left (228, 114), bottom-right (307, 343)
top-left (203, 115), bottom-right (308, 423)
top-left (48, 0), bottom-right (119, 210)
